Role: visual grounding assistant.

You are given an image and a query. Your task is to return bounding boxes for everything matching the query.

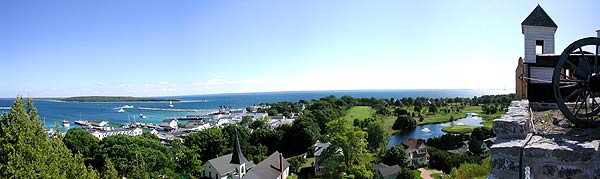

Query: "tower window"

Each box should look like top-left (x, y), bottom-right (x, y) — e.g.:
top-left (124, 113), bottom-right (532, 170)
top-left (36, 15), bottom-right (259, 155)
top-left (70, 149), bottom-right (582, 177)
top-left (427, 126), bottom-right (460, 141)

top-left (536, 40), bottom-right (544, 54)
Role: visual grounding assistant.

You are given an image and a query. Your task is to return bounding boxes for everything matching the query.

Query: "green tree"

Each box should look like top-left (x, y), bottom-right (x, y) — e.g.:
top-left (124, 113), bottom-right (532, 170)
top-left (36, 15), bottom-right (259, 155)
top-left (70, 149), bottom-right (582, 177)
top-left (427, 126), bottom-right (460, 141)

top-left (280, 118), bottom-right (320, 155)
top-left (249, 118), bottom-right (267, 129)
top-left (348, 164), bottom-right (374, 179)
top-left (366, 120), bottom-right (388, 151)
top-left (0, 97), bottom-right (99, 178)
top-left (184, 127), bottom-right (227, 163)
top-left (241, 115), bottom-right (253, 125)
top-left (392, 115), bottom-right (417, 131)
top-left (101, 158), bottom-right (119, 179)
top-left (325, 118), bottom-right (368, 168)
top-left (381, 146), bottom-right (409, 168)
top-left (468, 138), bottom-right (483, 155)
top-left (267, 108), bottom-right (279, 116)
top-left (396, 168), bottom-right (415, 179)
top-left (64, 128), bottom-right (100, 161)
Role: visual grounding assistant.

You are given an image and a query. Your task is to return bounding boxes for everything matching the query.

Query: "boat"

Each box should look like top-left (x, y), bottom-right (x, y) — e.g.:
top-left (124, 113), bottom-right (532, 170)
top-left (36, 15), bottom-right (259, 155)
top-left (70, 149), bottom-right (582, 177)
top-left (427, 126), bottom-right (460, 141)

top-left (123, 105), bottom-right (134, 109)
top-left (118, 108), bottom-right (125, 113)
top-left (139, 113), bottom-right (148, 119)
top-left (74, 120), bottom-right (91, 126)
top-left (168, 101), bottom-right (174, 108)
top-left (62, 120), bottom-right (70, 127)
top-left (421, 128), bottom-right (431, 132)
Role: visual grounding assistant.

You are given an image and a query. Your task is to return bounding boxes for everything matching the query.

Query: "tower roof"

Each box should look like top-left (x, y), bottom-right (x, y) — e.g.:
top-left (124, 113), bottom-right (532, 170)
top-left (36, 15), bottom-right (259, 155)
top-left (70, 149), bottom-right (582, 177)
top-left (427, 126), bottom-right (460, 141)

top-left (229, 129), bottom-right (248, 165)
top-left (521, 5), bottom-right (557, 28)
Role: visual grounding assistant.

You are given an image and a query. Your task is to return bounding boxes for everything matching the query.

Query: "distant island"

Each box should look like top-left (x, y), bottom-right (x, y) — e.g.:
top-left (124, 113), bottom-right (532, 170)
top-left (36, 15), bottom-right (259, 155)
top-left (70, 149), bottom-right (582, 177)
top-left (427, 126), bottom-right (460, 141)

top-left (54, 96), bottom-right (180, 102)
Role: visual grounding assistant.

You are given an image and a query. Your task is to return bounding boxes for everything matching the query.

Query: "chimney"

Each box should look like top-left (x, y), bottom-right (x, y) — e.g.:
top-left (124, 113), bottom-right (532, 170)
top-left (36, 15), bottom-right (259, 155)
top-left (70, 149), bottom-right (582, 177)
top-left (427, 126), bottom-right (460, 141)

top-left (279, 153), bottom-right (285, 179)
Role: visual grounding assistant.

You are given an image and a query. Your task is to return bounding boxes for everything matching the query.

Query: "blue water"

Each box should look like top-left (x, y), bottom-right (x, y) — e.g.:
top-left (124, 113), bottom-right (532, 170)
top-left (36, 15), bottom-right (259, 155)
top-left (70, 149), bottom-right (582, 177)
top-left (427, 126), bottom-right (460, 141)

top-left (0, 89), bottom-right (506, 131)
top-left (387, 115), bottom-right (484, 146)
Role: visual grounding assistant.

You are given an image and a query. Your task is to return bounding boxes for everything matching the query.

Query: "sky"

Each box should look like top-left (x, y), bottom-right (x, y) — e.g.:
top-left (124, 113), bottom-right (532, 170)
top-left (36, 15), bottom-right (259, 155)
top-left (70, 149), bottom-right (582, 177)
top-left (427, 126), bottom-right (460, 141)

top-left (1, 0), bottom-right (599, 97)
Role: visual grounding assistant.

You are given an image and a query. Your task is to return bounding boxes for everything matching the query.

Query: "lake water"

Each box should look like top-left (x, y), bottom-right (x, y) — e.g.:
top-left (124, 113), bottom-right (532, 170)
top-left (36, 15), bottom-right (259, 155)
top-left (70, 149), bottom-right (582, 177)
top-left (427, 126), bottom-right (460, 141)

top-left (386, 113), bottom-right (484, 146)
top-left (0, 89), bottom-right (503, 132)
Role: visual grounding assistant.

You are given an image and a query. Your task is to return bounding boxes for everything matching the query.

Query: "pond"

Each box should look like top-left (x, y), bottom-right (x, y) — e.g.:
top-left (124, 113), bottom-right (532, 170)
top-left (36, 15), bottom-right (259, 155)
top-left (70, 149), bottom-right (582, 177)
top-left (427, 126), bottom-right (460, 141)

top-left (387, 113), bottom-right (483, 146)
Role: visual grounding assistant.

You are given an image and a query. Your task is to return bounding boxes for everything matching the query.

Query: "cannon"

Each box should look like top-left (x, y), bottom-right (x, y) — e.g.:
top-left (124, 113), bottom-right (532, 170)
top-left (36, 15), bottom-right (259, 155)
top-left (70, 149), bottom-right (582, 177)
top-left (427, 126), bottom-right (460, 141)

top-left (553, 37), bottom-right (600, 127)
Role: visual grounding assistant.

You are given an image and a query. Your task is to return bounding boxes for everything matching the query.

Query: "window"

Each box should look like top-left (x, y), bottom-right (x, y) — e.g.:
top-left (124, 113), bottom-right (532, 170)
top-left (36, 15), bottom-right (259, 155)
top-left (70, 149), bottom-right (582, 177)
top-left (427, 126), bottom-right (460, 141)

top-left (536, 40), bottom-right (544, 54)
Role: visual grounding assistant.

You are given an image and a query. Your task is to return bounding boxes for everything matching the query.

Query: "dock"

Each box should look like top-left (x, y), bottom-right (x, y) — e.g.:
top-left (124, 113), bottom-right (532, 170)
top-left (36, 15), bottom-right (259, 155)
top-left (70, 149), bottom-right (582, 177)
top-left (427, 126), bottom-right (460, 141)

top-left (137, 107), bottom-right (217, 113)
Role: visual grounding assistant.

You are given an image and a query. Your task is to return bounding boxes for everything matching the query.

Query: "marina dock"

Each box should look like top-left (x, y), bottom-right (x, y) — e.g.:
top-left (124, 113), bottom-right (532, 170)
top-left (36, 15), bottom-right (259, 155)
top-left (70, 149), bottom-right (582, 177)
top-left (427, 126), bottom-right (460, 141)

top-left (137, 107), bottom-right (217, 113)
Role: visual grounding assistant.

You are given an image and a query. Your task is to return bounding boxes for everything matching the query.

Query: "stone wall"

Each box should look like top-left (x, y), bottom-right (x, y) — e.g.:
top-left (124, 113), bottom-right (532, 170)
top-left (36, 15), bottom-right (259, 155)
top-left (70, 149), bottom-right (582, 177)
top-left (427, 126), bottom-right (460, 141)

top-left (489, 100), bottom-right (600, 179)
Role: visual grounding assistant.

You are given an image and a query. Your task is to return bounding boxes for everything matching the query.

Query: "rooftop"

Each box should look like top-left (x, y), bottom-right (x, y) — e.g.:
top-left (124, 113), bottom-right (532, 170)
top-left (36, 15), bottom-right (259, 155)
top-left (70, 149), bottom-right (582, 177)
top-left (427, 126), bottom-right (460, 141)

top-left (521, 5), bottom-right (557, 29)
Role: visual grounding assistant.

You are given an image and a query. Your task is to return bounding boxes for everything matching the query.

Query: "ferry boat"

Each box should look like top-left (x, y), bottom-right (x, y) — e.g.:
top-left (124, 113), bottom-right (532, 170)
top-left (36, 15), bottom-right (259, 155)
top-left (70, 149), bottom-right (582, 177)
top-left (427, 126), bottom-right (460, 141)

top-left (168, 101), bottom-right (174, 108)
top-left (122, 105), bottom-right (134, 109)
top-left (74, 120), bottom-right (91, 126)
top-left (62, 120), bottom-right (70, 127)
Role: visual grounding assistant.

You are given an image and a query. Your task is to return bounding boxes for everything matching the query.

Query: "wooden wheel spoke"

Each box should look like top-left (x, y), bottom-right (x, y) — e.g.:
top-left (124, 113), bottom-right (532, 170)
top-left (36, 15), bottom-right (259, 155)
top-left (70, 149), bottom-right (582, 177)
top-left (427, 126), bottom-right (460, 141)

top-left (565, 88), bottom-right (583, 101)
top-left (560, 84), bottom-right (577, 89)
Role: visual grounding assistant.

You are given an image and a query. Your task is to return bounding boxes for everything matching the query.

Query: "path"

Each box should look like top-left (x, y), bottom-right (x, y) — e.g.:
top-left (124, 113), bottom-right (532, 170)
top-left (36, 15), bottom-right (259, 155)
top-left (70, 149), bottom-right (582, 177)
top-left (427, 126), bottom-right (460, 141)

top-left (417, 168), bottom-right (443, 179)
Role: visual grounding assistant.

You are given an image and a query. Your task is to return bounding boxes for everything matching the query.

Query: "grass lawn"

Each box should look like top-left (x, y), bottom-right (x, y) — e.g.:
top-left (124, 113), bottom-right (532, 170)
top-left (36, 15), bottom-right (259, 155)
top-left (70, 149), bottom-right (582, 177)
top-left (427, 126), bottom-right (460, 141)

top-left (431, 173), bottom-right (443, 179)
top-left (441, 125), bottom-right (479, 134)
top-left (345, 106), bottom-right (374, 121)
top-left (412, 169), bottom-right (421, 179)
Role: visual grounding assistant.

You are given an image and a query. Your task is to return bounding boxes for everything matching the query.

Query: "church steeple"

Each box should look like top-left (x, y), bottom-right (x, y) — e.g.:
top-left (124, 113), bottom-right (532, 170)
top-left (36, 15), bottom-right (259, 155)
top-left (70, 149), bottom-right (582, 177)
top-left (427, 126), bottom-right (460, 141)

top-left (230, 129), bottom-right (248, 165)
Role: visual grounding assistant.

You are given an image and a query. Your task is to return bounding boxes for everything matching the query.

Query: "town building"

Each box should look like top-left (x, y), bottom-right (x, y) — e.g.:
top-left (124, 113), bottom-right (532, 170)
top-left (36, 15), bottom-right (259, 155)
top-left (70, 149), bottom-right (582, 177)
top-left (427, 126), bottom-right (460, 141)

top-left (160, 119), bottom-right (178, 130)
top-left (401, 138), bottom-right (429, 167)
top-left (89, 128), bottom-right (142, 140)
top-left (313, 142), bottom-right (331, 176)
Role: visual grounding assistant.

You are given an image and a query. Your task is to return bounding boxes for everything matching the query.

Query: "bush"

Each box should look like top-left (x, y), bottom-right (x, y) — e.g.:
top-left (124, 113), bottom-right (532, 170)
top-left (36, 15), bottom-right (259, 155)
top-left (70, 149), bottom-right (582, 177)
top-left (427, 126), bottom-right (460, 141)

top-left (392, 115), bottom-right (417, 131)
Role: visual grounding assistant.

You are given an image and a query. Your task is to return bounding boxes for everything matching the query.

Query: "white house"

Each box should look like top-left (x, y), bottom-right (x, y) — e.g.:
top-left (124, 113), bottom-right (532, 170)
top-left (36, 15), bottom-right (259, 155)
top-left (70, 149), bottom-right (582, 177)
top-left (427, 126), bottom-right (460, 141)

top-left (401, 138), bottom-right (429, 167)
top-left (89, 128), bottom-right (142, 140)
top-left (161, 119), bottom-right (178, 130)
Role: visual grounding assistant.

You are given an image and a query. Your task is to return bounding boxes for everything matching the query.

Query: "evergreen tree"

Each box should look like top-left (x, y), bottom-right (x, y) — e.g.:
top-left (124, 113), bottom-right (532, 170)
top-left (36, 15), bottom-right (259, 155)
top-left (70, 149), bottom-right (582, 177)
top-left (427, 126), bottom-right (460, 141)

top-left (101, 158), bottom-right (119, 179)
top-left (0, 97), bottom-right (99, 178)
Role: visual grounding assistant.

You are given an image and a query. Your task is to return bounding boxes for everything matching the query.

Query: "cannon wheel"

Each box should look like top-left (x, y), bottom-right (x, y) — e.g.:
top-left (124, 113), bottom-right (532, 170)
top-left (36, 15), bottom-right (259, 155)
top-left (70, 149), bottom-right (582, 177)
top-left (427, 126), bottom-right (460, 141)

top-left (553, 37), bottom-right (600, 127)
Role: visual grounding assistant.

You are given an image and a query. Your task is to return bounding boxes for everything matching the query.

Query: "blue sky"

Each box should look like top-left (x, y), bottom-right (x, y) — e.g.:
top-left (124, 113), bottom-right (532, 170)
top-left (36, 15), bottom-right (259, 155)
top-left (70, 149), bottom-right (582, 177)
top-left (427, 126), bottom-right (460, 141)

top-left (1, 0), bottom-right (599, 97)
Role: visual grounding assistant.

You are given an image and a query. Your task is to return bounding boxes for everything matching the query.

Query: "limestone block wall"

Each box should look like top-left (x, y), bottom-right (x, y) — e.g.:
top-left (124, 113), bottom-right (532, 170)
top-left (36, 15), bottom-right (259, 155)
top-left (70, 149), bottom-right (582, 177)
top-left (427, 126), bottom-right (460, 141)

top-left (489, 100), bottom-right (600, 179)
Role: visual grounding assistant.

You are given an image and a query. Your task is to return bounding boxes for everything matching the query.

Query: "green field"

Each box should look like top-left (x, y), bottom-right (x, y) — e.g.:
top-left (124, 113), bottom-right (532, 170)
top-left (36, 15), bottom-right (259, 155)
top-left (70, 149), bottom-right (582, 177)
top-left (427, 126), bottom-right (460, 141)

top-left (441, 125), bottom-right (479, 134)
top-left (345, 106), bottom-right (374, 121)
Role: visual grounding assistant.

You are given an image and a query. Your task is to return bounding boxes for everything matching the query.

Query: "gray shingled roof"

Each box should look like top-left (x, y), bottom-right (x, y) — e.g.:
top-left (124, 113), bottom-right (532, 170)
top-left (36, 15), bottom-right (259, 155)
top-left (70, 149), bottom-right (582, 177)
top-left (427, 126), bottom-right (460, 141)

top-left (313, 142), bottom-right (330, 157)
top-left (243, 151), bottom-right (290, 179)
top-left (207, 154), bottom-right (256, 175)
top-left (521, 5), bottom-right (557, 28)
top-left (375, 163), bottom-right (400, 178)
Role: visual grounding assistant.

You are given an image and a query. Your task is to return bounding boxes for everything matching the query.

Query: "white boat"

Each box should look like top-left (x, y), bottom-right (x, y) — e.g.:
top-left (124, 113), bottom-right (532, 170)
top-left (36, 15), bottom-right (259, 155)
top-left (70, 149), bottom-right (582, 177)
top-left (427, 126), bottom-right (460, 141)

top-left (421, 128), bottom-right (431, 132)
top-left (62, 120), bottom-right (70, 127)
top-left (139, 113), bottom-right (148, 119)
top-left (168, 101), bottom-right (174, 108)
top-left (122, 105), bottom-right (134, 109)
top-left (118, 108), bottom-right (125, 113)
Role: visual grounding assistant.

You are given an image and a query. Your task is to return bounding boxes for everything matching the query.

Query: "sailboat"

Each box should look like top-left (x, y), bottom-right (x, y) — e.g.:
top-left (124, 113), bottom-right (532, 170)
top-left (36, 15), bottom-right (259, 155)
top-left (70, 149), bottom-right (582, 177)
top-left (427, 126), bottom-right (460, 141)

top-left (168, 100), bottom-right (174, 108)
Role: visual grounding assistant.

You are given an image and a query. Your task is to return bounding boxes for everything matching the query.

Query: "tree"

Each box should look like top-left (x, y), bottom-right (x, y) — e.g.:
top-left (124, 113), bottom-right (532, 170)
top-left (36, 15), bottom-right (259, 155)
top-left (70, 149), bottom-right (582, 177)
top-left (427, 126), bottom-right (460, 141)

top-left (101, 158), bottom-right (119, 179)
top-left (241, 115), bottom-right (253, 125)
top-left (381, 146), bottom-right (409, 168)
top-left (267, 108), bottom-right (279, 116)
top-left (184, 127), bottom-right (227, 163)
top-left (468, 138), bottom-right (483, 155)
top-left (392, 115), bottom-right (417, 131)
top-left (98, 134), bottom-right (176, 178)
top-left (325, 118), bottom-right (368, 167)
top-left (249, 118), bottom-right (267, 129)
top-left (366, 120), bottom-right (388, 151)
top-left (250, 128), bottom-right (283, 154)
top-left (394, 108), bottom-right (408, 116)
top-left (280, 118), bottom-right (320, 155)
top-left (396, 168), bottom-right (415, 179)
top-left (64, 128), bottom-right (100, 161)
top-left (0, 97), bottom-right (100, 178)
top-left (348, 164), bottom-right (374, 179)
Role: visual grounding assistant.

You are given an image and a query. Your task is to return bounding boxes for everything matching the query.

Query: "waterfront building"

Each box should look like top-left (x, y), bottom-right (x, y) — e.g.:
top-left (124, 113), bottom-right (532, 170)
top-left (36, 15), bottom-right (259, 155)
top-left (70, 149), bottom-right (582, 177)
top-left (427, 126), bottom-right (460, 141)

top-left (160, 119), bottom-right (178, 130)
top-left (89, 128), bottom-right (142, 140)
